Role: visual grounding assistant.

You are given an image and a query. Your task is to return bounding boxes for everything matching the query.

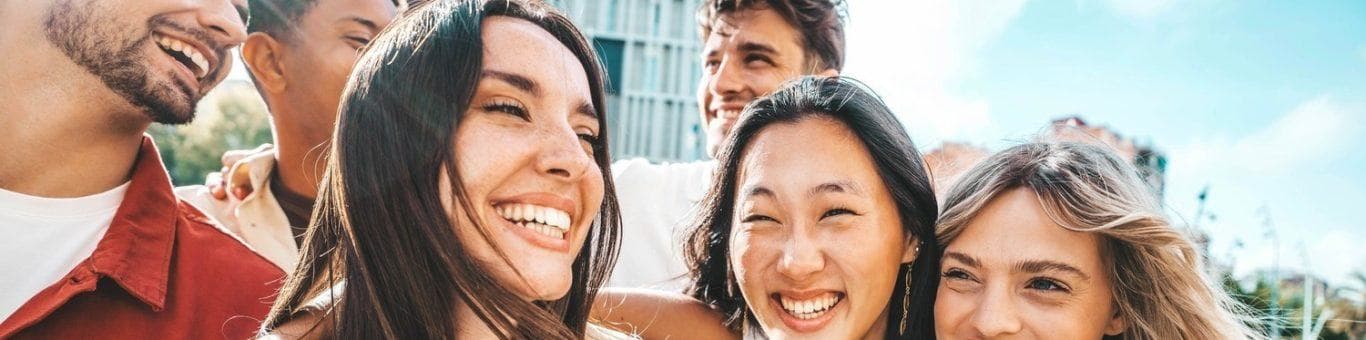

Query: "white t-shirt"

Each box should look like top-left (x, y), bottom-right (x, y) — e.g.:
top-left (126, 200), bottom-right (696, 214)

top-left (0, 182), bottom-right (129, 321)
top-left (607, 158), bottom-right (715, 290)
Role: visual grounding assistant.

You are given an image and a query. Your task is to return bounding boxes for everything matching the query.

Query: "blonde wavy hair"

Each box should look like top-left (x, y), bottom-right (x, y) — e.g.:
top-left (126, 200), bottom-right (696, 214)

top-left (935, 142), bottom-right (1266, 340)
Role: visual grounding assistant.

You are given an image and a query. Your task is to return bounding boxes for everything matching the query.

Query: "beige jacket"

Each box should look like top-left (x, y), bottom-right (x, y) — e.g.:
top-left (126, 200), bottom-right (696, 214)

top-left (175, 152), bottom-right (298, 271)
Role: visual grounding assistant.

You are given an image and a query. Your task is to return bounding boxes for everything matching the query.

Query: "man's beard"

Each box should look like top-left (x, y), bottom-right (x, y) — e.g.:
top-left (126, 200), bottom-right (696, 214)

top-left (43, 0), bottom-right (203, 125)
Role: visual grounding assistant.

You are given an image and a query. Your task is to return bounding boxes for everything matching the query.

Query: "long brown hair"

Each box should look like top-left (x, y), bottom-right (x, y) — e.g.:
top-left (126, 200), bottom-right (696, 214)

top-left (936, 142), bottom-right (1265, 340)
top-left (260, 0), bottom-right (619, 338)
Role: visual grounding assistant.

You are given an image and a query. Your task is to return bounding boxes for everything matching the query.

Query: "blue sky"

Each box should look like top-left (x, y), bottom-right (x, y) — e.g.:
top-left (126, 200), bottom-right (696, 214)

top-left (844, 0), bottom-right (1366, 285)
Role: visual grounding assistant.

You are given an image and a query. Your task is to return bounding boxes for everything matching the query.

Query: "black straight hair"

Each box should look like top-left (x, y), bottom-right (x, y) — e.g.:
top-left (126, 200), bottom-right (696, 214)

top-left (261, 0), bottom-right (619, 338)
top-left (684, 76), bottom-right (939, 339)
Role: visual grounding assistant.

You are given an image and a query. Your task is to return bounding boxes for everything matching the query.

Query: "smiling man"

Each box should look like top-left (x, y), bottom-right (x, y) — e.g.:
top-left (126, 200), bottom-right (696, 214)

top-left (0, 0), bottom-right (283, 338)
top-left (176, 0), bottom-right (403, 272)
top-left (608, 0), bottom-right (846, 289)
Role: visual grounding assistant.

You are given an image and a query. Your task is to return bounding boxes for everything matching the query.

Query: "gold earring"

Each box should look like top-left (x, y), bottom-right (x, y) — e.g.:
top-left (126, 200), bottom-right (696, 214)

top-left (899, 263), bottom-right (912, 335)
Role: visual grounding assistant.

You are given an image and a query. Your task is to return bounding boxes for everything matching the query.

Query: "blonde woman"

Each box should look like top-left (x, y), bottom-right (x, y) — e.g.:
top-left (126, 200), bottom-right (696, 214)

top-left (933, 142), bottom-right (1265, 340)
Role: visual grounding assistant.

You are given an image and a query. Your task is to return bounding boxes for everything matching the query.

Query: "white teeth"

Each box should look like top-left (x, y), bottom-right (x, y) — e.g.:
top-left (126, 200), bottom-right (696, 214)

top-left (494, 203), bottom-right (572, 237)
top-left (779, 293), bottom-right (841, 319)
top-left (154, 34), bottom-right (209, 78)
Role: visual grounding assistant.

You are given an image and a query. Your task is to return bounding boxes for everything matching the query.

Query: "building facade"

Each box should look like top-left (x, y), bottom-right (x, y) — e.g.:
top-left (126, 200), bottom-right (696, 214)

top-left (551, 0), bottom-right (708, 162)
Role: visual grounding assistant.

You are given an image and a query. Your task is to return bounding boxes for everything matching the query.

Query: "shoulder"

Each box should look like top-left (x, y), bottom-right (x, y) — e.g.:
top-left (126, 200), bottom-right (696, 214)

top-left (591, 288), bottom-right (737, 340)
top-left (173, 199), bottom-right (283, 280)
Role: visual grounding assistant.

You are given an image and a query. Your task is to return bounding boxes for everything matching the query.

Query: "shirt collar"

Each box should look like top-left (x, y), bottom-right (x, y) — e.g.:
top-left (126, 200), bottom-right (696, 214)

top-left (87, 135), bottom-right (178, 310)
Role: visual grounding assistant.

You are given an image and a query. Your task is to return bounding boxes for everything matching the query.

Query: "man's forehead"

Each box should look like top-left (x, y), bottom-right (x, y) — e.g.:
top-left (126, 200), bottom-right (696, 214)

top-left (703, 8), bottom-right (800, 51)
top-left (311, 0), bottom-right (398, 20)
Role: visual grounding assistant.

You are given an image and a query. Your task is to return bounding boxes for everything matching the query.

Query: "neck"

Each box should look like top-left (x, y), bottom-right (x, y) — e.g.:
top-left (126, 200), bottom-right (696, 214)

top-left (0, 26), bottom-right (150, 198)
top-left (454, 298), bottom-right (502, 339)
top-left (272, 123), bottom-right (329, 199)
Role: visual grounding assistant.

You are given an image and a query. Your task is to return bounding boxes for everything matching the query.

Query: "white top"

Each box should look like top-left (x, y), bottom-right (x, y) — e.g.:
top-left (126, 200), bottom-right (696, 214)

top-left (0, 182), bottom-right (130, 321)
top-left (176, 151), bottom-right (298, 271)
top-left (606, 158), bottom-right (716, 290)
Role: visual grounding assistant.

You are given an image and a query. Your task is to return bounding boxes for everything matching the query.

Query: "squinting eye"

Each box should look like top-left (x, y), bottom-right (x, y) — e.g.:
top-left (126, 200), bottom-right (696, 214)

top-left (482, 101), bottom-right (529, 121)
top-left (1026, 278), bottom-right (1069, 292)
top-left (741, 214), bottom-right (777, 223)
top-left (820, 208), bottom-right (855, 219)
top-left (577, 132), bottom-right (599, 155)
top-left (743, 54), bottom-right (773, 67)
top-left (942, 268), bottom-right (973, 281)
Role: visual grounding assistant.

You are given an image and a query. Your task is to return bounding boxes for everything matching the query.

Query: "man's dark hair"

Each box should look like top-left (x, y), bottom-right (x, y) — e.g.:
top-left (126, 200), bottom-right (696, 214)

top-left (247, 0), bottom-right (404, 38)
top-left (698, 0), bottom-right (846, 72)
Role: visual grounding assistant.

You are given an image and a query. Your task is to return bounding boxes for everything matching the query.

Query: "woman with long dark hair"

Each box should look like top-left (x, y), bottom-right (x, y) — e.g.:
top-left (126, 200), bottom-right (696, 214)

top-left (259, 0), bottom-right (625, 338)
top-left (592, 76), bottom-right (940, 339)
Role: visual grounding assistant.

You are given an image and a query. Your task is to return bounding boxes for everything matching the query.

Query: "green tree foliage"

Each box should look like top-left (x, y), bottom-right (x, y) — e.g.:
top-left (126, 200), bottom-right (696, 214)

top-left (148, 80), bottom-right (272, 186)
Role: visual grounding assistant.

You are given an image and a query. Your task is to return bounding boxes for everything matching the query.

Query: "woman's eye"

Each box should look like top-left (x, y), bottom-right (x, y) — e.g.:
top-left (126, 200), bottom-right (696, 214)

top-left (577, 132), bottom-right (599, 155)
top-left (483, 101), bottom-right (529, 121)
top-left (1026, 278), bottom-right (1069, 292)
top-left (820, 208), bottom-right (855, 219)
top-left (741, 214), bottom-right (777, 223)
top-left (942, 268), bottom-right (974, 281)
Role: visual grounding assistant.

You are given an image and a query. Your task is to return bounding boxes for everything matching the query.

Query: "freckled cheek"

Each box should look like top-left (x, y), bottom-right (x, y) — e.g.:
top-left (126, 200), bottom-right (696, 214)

top-left (452, 126), bottom-right (526, 199)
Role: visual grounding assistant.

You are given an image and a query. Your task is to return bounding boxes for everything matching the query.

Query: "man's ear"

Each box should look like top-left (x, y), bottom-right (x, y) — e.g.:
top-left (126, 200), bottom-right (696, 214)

top-left (817, 68), bottom-right (839, 78)
top-left (241, 32), bottom-right (288, 93)
top-left (1103, 309), bottom-right (1127, 336)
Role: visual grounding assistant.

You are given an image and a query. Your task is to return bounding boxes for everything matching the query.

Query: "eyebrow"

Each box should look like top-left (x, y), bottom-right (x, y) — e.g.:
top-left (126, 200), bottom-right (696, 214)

top-left (481, 70), bottom-right (598, 119)
top-left (807, 181), bottom-right (866, 198)
top-left (701, 40), bottom-right (780, 61)
top-left (481, 70), bottom-right (540, 97)
top-left (575, 102), bottom-right (598, 119)
top-left (339, 16), bottom-right (379, 32)
top-left (945, 251), bottom-right (1092, 282)
top-left (739, 181), bottom-right (866, 202)
top-left (740, 185), bottom-right (776, 201)
top-left (1015, 260), bottom-right (1091, 281)
top-left (943, 251), bottom-right (982, 269)
top-left (736, 41), bottom-right (779, 56)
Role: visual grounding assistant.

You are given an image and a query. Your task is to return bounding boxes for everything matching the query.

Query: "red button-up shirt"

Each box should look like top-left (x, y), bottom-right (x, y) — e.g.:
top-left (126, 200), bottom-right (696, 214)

top-left (0, 136), bottom-right (285, 339)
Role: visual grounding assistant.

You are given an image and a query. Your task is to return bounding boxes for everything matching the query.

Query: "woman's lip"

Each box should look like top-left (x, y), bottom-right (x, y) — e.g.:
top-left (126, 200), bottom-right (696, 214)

top-left (496, 213), bottom-right (572, 252)
top-left (776, 290), bottom-right (840, 300)
top-left (770, 294), bottom-right (840, 333)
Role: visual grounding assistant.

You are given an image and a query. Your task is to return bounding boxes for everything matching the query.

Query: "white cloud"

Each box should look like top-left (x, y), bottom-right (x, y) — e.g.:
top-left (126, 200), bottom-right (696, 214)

top-left (1164, 95), bottom-right (1366, 284)
top-left (1171, 96), bottom-right (1361, 178)
top-left (842, 0), bottom-right (1027, 145)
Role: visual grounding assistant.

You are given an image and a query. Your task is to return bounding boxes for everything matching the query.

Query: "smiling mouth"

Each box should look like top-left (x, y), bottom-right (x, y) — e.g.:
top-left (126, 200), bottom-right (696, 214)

top-left (774, 292), bottom-right (844, 320)
top-left (494, 203), bottom-right (571, 240)
top-left (711, 108), bottom-right (743, 121)
top-left (153, 33), bottom-right (209, 79)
